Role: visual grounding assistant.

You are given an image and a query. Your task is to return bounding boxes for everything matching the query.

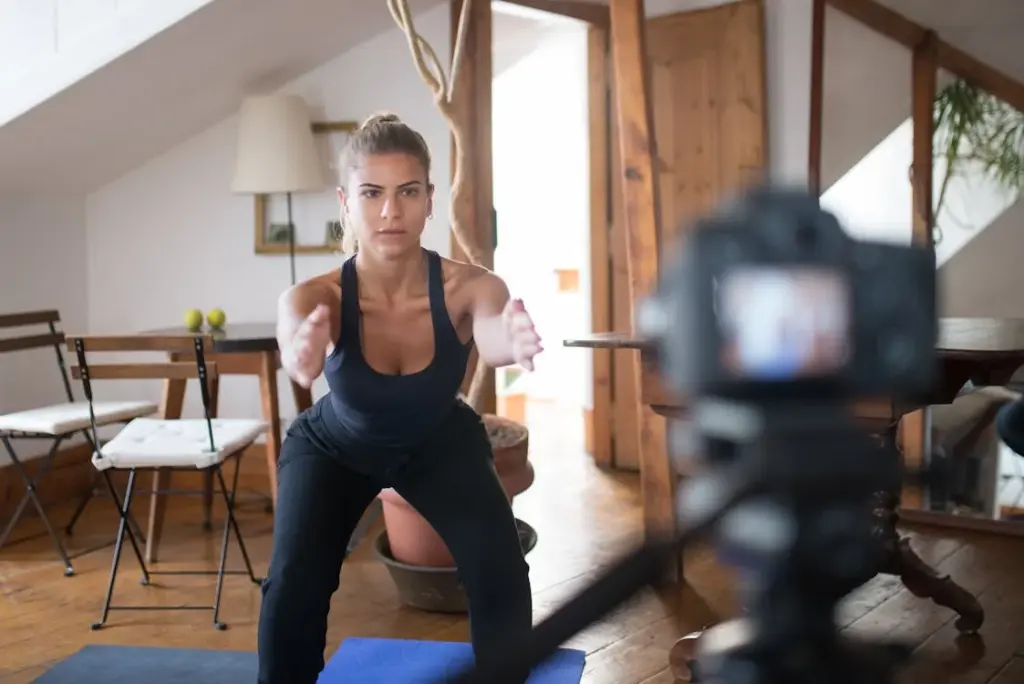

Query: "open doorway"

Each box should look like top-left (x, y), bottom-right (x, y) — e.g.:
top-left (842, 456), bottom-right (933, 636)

top-left (491, 2), bottom-right (591, 437)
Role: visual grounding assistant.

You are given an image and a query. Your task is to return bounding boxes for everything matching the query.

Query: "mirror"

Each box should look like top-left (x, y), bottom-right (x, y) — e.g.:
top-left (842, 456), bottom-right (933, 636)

top-left (908, 72), bottom-right (1024, 532)
top-left (813, 3), bottom-right (1024, 534)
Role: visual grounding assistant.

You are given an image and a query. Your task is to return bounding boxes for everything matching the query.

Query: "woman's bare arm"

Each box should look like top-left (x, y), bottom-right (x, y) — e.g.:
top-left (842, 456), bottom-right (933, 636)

top-left (277, 279), bottom-right (339, 386)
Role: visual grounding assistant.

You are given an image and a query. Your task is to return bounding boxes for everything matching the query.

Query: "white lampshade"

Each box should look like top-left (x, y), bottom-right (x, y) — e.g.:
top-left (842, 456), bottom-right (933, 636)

top-left (231, 93), bottom-right (328, 194)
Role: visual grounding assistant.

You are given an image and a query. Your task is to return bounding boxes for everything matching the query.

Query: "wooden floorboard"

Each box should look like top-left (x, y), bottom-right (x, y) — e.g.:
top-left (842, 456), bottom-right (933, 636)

top-left (1, 406), bottom-right (1023, 683)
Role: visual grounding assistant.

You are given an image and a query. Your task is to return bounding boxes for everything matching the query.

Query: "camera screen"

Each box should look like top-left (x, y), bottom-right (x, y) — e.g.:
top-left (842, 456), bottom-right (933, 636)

top-left (716, 267), bottom-right (851, 380)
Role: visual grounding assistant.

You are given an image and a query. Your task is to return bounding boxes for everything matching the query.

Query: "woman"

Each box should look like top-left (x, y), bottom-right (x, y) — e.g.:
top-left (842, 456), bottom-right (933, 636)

top-left (256, 113), bottom-right (543, 684)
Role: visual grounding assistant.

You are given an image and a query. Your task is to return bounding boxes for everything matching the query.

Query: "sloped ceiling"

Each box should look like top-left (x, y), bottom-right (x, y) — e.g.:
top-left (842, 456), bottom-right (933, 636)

top-left (494, 6), bottom-right (560, 77)
top-left (0, 0), bottom-right (444, 195)
top-left (1, 0), bottom-right (1020, 197)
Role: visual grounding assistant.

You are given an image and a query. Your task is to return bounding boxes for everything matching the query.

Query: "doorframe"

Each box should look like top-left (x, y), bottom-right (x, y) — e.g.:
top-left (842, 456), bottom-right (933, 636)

top-left (468, 0), bottom-right (617, 461)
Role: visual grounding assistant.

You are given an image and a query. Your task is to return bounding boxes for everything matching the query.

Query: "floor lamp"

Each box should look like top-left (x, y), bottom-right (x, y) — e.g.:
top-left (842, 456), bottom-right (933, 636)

top-left (231, 93), bottom-right (327, 285)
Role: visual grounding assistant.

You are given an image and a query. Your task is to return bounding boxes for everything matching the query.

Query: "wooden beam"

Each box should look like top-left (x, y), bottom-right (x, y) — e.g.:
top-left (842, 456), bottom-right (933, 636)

top-left (450, 0), bottom-right (496, 415)
top-left (824, 0), bottom-right (924, 47)
top-left (911, 32), bottom-right (937, 247)
top-left (608, 0), bottom-right (677, 579)
top-left (825, 0), bottom-right (1024, 113)
top-left (499, 0), bottom-right (609, 28)
top-left (808, 0), bottom-right (826, 191)
top-left (935, 41), bottom-right (1024, 114)
top-left (587, 25), bottom-right (613, 468)
top-left (901, 30), bottom-right (938, 471)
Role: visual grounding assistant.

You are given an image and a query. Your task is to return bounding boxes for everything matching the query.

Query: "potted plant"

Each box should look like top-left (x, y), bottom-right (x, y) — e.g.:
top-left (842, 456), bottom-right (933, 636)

top-left (378, 414), bottom-right (534, 568)
top-left (370, 2), bottom-right (539, 612)
top-left (931, 78), bottom-right (1024, 244)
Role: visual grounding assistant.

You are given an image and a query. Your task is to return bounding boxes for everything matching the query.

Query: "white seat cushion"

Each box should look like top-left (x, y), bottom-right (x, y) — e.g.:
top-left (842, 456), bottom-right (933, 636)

top-left (0, 401), bottom-right (159, 436)
top-left (92, 418), bottom-right (266, 471)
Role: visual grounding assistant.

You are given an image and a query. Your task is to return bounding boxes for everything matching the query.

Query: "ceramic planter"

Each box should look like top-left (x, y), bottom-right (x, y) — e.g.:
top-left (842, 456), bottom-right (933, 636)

top-left (378, 414), bottom-right (533, 567)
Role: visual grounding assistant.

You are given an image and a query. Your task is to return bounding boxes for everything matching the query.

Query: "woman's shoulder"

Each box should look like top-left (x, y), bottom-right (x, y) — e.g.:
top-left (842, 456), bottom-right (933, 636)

top-left (438, 255), bottom-right (501, 289)
top-left (437, 256), bottom-right (510, 314)
top-left (280, 270), bottom-right (342, 313)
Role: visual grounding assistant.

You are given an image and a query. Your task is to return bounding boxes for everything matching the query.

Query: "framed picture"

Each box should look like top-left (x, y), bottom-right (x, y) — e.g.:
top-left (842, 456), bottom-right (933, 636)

top-left (253, 120), bottom-right (358, 255)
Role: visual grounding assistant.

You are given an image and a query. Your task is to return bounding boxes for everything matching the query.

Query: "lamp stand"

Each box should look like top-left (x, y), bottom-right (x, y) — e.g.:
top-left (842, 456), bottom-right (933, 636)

top-left (286, 191), bottom-right (296, 286)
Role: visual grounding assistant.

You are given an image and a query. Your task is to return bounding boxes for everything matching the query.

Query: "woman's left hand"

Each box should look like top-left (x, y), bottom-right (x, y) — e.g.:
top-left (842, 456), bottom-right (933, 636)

top-left (502, 298), bottom-right (543, 371)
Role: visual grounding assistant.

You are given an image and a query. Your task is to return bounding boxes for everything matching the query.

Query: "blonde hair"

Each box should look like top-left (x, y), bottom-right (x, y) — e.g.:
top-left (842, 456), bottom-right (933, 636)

top-left (338, 111), bottom-right (433, 254)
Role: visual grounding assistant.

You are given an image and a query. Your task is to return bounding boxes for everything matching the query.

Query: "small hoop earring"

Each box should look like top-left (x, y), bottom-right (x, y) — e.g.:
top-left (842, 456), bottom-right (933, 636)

top-left (427, 213), bottom-right (433, 220)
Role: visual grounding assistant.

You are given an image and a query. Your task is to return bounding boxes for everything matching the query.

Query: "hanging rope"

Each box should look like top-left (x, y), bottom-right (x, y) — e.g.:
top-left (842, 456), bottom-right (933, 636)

top-left (387, 0), bottom-right (481, 266)
top-left (388, 0), bottom-right (490, 409)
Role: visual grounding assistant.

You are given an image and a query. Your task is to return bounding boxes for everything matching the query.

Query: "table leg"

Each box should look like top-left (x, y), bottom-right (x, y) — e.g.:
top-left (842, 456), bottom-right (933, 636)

top-left (874, 486), bottom-right (984, 633)
top-left (291, 378), bottom-right (313, 414)
top-left (257, 352), bottom-right (282, 507)
top-left (146, 375), bottom-right (186, 564)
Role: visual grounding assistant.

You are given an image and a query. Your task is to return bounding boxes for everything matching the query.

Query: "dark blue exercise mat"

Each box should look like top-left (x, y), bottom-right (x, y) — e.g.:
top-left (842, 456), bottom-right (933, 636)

top-left (32, 645), bottom-right (256, 683)
top-left (34, 639), bottom-right (587, 683)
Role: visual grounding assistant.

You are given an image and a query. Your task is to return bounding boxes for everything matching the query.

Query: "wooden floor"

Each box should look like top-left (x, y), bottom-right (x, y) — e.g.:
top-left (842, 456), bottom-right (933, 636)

top-left (2, 407), bottom-right (1024, 683)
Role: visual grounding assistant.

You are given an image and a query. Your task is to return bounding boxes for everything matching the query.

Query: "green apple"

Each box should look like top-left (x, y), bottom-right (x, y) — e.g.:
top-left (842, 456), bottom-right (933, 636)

top-left (207, 308), bottom-right (227, 330)
top-left (184, 309), bottom-right (203, 331)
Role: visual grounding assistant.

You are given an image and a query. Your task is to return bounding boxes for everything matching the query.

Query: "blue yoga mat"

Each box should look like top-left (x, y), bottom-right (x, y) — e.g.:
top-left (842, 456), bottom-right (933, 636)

top-left (35, 639), bottom-right (586, 683)
top-left (322, 637), bottom-right (586, 682)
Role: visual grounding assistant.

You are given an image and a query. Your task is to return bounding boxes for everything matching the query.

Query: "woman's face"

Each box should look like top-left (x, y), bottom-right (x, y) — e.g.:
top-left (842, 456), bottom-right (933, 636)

top-left (338, 152), bottom-right (433, 258)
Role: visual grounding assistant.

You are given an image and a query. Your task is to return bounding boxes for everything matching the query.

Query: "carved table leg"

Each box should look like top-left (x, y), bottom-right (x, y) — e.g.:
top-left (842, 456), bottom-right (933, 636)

top-left (874, 485), bottom-right (984, 634)
top-left (667, 425), bottom-right (985, 681)
top-left (668, 629), bottom-right (706, 682)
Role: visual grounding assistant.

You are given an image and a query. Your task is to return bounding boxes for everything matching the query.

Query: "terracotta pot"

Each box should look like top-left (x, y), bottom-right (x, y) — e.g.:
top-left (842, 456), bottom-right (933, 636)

top-left (379, 414), bottom-right (533, 568)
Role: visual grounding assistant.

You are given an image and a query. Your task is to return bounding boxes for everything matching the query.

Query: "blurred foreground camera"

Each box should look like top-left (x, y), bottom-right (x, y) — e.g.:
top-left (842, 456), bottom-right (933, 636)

top-left (641, 188), bottom-right (938, 405)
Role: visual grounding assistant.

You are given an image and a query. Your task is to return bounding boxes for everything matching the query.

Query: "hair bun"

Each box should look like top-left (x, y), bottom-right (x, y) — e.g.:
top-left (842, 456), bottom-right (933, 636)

top-left (361, 111), bottom-right (402, 129)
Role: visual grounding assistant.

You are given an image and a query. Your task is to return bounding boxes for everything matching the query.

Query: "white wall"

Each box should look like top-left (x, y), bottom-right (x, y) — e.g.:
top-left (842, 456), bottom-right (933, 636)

top-left (81, 3), bottom-right (451, 425)
top-left (493, 20), bottom-right (591, 408)
top-left (0, 194), bottom-right (88, 463)
top-left (822, 118), bottom-right (1020, 258)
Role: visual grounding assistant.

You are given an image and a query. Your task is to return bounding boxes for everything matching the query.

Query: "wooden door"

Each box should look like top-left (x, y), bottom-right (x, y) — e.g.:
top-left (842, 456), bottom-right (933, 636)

top-left (648, 1), bottom-right (767, 246)
top-left (600, 0), bottom-right (767, 471)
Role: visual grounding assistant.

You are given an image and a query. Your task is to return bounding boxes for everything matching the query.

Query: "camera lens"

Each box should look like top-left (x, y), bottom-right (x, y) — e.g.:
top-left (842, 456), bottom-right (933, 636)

top-left (795, 222), bottom-right (817, 251)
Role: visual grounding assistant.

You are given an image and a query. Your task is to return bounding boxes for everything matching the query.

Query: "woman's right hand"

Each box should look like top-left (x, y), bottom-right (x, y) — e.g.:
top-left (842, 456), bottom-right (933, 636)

top-left (286, 303), bottom-right (332, 388)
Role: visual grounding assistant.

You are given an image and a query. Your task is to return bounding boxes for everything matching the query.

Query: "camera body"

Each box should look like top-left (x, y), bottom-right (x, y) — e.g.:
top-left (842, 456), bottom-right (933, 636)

top-left (647, 188), bottom-right (939, 405)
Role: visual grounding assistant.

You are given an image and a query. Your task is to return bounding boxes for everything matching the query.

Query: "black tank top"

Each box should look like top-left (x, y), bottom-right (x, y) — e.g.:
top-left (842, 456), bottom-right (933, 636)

top-left (323, 249), bottom-right (473, 447)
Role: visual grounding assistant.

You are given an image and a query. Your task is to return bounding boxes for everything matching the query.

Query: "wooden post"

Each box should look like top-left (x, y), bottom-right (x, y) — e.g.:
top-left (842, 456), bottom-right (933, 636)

top-left (807, 0), bottom-right (826, 192)
top-left (608, 0), bottom-right (678, 580)
top-left (587, 25), bottom-right (614, 468)
top-left (901, 31), bottom-right (937, 466)
top-left (450, 0), bottom-right (496, 415)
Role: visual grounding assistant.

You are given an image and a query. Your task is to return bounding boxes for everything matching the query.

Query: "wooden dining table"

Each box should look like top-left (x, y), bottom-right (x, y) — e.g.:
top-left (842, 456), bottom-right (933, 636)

top-left (143, 323), bottom-right (313, 563)
top-left (565, 317), bottom-right (1024, 642)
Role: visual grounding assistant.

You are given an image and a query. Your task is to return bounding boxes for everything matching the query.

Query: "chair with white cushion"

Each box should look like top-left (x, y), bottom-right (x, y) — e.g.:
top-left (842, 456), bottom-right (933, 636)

top-left (0, 310), bottom-right (157, 576)
top-left (67, 332), bottom-right (265, 630)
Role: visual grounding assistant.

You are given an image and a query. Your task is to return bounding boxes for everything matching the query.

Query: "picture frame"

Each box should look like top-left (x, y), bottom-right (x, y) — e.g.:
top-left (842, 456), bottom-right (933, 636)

top-left (253, 120), bottom-right (358, 255)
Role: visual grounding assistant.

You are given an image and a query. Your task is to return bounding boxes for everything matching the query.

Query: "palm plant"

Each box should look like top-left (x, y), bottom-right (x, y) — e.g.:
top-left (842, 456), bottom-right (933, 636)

top-left (932, 79), bottom-right (1024, 243)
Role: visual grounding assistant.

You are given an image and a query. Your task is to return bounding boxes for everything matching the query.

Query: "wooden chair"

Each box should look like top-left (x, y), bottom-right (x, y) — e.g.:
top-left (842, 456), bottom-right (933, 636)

top-left (67, 333), bottom-right (265, 630)
top-left (0, 310), bottom-right (157, 575)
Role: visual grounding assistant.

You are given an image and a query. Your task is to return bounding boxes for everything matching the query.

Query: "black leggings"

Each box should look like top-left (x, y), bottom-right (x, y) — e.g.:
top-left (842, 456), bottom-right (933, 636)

top-left (256, 398), bottom-right (533, 683)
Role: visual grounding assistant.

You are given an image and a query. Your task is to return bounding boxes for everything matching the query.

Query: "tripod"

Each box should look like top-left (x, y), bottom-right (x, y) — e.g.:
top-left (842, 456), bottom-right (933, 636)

top-left (441, 402), bottom-right (917, 684)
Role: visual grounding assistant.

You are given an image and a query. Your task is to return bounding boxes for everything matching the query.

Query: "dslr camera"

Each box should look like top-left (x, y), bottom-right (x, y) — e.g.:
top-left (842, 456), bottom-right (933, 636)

top-left (645, 188), bottom-right (938, 405)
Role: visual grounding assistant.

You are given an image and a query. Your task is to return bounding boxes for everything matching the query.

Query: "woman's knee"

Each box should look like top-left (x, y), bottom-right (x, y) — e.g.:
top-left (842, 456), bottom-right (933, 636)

top-left (455, 520), bottom-right (531, 591)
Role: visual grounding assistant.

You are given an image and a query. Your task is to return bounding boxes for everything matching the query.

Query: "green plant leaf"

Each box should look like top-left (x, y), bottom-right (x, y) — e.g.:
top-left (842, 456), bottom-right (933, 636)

top-left (933, 78), bottom-right (1024, 225)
